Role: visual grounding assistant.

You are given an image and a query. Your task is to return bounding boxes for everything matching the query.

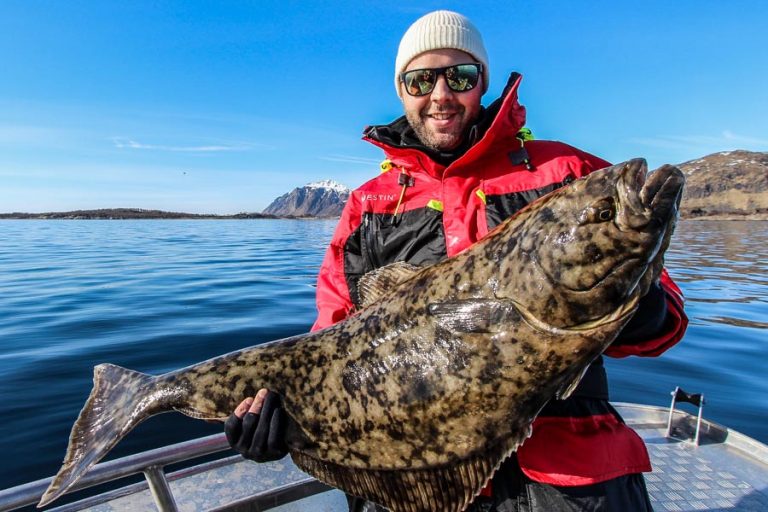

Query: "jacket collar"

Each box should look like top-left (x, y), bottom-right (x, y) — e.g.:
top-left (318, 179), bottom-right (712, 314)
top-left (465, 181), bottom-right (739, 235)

top-left (363, 72), bottom-right (527, 179)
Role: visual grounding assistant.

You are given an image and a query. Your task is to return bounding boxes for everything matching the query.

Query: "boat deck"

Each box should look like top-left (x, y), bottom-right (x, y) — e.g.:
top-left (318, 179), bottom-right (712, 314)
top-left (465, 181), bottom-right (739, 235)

top-left (2, 402), bottom-right (766, 511)
top-left (619, 403), bottom-right (768, 511)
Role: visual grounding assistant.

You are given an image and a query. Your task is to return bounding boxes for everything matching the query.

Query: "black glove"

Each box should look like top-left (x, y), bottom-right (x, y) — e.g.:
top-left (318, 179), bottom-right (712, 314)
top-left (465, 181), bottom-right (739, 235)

top-left (614, 281), bottom-right (668, 345)
top-left (225, 391), bottom-right (289, 462)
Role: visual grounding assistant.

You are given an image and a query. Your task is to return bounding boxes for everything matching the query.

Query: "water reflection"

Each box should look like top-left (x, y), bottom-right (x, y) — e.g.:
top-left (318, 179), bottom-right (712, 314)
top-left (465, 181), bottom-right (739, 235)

top-left (702, 316), bottom-right (768, 329)
top-left (667, 220), bottom-right (768, 287)
top-left (665, 220), bottom-right (768, 328)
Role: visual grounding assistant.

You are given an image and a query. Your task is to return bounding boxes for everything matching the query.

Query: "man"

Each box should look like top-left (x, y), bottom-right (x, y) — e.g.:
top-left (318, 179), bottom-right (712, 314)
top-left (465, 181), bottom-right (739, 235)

top-left (226, 10), bottom-right (688, 511)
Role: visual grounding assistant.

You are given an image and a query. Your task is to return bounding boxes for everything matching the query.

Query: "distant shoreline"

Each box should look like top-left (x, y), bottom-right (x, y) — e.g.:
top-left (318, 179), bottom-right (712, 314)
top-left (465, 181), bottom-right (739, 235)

top-left (681, 213), bottom-right (768, 221)
top-left (0, 208), bottom-right (338, 220)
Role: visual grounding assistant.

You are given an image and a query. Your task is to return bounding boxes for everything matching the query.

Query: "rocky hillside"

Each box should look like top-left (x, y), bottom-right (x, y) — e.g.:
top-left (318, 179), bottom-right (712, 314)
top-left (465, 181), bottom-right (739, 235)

top-left (676, 150), bottom-right (768, 219)
top-left (262, 180), bottom-right (350, 218)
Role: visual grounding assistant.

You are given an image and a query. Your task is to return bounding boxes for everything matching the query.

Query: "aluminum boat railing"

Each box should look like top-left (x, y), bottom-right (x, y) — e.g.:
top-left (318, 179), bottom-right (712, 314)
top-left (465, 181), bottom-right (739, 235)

top-left (0, 433), bottom-right (331, 512)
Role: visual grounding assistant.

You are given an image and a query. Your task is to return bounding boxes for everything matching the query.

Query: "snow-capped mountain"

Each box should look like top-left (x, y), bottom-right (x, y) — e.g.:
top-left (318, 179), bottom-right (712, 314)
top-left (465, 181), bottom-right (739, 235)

top-left (262, 181), bottom-right (350, 218)
top-left (305, 180), bottom-right (349, 193)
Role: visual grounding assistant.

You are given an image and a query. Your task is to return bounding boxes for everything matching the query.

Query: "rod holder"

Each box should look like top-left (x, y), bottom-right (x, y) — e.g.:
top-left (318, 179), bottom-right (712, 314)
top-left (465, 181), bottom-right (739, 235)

top-left (666, 386), bottom-right (705, 446)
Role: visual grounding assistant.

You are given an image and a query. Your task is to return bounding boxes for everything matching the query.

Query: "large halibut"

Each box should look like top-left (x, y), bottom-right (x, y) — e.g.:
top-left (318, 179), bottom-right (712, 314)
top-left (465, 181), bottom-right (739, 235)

top-left (40, 159), bottom-right (684, 511)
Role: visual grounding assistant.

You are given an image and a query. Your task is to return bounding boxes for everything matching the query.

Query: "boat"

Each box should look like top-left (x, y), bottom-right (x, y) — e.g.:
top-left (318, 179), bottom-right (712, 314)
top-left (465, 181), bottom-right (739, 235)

top-left (1, 388), bottom-right (766, 511)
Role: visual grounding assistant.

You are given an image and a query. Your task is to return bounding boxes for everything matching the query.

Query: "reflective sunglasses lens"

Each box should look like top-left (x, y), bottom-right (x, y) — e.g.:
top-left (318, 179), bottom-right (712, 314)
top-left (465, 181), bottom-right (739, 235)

top-left (401, 64), bottom-right (481, 96)
top-left (404, 69), bottom-right (436, 96)
top-left (446, 64), bottom-right (480, 92)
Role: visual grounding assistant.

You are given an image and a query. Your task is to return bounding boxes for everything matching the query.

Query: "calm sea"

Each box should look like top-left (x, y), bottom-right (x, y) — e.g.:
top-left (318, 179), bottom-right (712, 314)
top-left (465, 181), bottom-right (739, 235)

top-left (0, 219), bottom-right (766, 493)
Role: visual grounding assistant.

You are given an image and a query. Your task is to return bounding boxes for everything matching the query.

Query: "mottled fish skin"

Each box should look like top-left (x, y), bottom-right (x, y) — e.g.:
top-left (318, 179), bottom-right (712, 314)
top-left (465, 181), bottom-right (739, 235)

top-left (40, 159), bottom-right (684, 512)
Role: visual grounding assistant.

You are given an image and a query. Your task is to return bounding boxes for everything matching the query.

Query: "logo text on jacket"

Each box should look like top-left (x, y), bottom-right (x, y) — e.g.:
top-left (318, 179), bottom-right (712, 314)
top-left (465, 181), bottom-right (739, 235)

top-left (361, 193), bottom-right (396, 201)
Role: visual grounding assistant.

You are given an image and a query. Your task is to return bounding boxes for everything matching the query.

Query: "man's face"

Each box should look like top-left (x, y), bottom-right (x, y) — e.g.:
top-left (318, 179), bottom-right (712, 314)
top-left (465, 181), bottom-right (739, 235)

top-left (400, 49), bottom-right (484, 152)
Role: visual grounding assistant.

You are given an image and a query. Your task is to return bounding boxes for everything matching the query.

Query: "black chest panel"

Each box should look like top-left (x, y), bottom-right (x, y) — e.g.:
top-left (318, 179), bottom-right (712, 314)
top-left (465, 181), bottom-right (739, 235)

top-left (484, 175), bottom-right (575, 230)
top-left (344, 207), bottom-right (446, 307)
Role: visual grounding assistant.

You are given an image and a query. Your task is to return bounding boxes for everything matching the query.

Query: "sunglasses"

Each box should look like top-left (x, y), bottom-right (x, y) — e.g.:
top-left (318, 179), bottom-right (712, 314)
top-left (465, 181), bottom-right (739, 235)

top-left (400, 63), bottom-right (483, 97)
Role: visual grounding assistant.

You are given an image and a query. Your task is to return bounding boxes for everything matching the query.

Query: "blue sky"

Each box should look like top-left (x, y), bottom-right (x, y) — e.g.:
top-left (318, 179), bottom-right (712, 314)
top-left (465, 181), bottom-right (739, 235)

top-left (2, 1), bottom-right (766, 214)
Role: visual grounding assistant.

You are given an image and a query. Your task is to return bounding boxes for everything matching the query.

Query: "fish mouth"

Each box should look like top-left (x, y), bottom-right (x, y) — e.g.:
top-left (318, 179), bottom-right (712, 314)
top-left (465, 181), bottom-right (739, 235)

top-left (618, 159), bottom-right (685, 230)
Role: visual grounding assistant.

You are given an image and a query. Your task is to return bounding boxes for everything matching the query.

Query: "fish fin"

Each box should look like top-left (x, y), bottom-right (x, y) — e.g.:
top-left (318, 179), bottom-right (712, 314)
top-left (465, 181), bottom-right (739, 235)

top-left (174, 406), bottom-right (222, 421)
top-left (292, 437), bottom-right (521, 512)
top-left (427, 299), bottom-right (521, 333)
top-left (39, 364), bottom-right (179, 507)
top-left (555, 365), bottom-right (591, 400)
top-left (357, 261), bottom-right (421, 308)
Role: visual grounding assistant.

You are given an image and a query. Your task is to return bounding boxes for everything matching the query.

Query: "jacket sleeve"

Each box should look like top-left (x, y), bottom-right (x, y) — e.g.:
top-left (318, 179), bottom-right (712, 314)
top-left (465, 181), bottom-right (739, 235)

top-left (311, 193), bottom-right (362, 332)
top-left (567, 144), bottom-right (613, 178)
top-left (604, 269), bottom-right (688, 358)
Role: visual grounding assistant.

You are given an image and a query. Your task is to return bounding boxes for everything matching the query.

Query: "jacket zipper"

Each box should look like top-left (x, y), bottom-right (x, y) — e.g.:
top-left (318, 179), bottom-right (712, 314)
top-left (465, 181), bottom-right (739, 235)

top-left (361, 213), bottom-right (381, 270)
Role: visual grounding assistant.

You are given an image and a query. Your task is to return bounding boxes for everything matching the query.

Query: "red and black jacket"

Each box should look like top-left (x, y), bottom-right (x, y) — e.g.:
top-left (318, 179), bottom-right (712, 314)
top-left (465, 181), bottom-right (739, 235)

top-left (312, 73), bottom-right (687, 486)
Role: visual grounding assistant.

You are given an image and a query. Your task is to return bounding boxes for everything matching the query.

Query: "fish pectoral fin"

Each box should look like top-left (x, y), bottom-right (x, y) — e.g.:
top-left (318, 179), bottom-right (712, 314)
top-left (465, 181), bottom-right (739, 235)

top-left (174, 407), bottom-right (225, 421)
top-left (427, 299), bottom-right (522, 333)
top-left (555, 365), bottom-right (591, 400)
top-left (357, 261), bottom-right (422, 308)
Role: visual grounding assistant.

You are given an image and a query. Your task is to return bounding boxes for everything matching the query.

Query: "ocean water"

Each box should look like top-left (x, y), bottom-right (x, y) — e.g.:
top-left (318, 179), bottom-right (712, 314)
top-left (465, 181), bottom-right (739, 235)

top-left (0, 219), bottom-right (766, 494)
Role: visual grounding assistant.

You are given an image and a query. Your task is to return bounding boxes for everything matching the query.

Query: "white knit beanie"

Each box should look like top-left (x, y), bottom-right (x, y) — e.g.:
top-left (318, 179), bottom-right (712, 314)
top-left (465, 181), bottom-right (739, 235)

top-left (395, 10), bottom-right (489, 98)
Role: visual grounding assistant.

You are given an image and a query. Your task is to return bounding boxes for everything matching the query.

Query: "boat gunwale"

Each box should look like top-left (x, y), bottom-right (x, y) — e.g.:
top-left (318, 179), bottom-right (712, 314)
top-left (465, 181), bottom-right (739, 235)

top-left (1, 402), bottom-right (766, 511)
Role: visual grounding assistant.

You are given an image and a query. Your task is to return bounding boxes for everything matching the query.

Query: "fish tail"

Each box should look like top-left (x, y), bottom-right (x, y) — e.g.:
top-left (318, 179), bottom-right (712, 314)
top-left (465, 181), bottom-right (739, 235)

top-left (38, 363), bottom-right (182, 507)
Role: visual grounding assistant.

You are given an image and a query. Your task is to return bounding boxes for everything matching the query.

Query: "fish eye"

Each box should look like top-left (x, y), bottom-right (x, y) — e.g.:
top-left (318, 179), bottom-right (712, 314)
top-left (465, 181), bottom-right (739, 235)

top-left (580, 198), bottom-right (616, 224)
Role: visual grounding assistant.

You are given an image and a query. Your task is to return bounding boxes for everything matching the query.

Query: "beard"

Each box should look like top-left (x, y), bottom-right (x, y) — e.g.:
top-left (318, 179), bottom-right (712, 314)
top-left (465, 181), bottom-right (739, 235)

top-left (405, 104), bottom-right (471, 152)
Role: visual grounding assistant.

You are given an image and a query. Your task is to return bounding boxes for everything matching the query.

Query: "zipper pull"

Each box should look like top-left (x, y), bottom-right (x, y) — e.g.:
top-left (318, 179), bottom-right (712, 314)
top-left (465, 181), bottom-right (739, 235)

top-left (510, 129), bottom-right (535, 171)
top-left (508, 141), bottom-right (534, 171)
top-left (392, 170), bottom-right (414, 224)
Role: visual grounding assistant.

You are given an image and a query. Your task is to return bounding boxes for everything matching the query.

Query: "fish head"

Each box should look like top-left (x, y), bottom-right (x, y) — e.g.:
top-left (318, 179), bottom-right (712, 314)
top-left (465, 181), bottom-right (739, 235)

top-left (501, 158), bottom-right (684, 329)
